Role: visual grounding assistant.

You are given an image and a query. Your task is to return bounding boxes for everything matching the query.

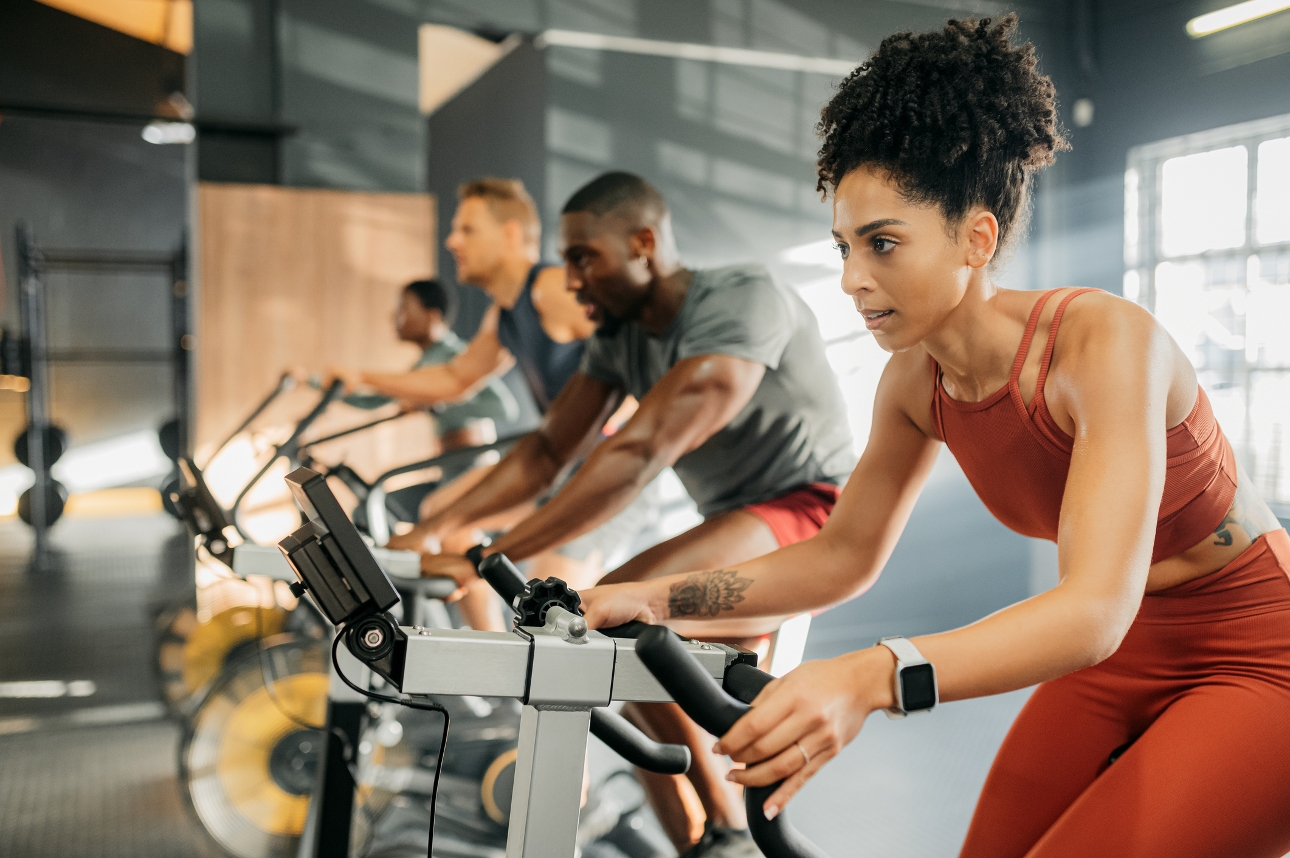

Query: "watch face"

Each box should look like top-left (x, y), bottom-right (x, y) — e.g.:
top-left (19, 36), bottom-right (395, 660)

top-left (901, 663), bottom-right (937, 711)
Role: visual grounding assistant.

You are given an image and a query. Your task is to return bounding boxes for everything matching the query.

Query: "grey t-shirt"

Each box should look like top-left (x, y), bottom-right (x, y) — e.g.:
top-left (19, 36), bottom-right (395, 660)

top-left (581, 263), bottom-right (855, 516)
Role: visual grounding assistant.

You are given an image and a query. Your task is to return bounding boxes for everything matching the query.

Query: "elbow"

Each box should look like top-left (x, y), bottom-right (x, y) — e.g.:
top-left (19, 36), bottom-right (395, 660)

top-left (1070, 597), bottom-right (1135, 669)
top-left (818, 529), bottom-right (882, 606)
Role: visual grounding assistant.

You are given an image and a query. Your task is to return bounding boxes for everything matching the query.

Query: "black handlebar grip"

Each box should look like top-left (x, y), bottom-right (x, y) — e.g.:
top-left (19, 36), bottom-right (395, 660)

top-left (634, 625), bottom-right (830, 858)
top-left (477, 553), bottom-right (528, 604)
top-left (724, 662), bottom-right (775, 704)
top-left (744, 783), bottom-right (829, 858)
top-left (321, 378), bottom-right (346, 404)
top-left (590, 709), bottom-right (690, 775)
top-left (635, 626), bottom-right (750, 736)
top-left (597, 620), bottom-right (657, 639)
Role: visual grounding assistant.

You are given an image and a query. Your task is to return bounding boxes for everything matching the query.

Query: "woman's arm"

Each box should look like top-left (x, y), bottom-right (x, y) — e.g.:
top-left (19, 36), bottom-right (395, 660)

top-left (581, 350), bottom-right (941, 625)
top-left (717, 299), bottom-right (1176, 817)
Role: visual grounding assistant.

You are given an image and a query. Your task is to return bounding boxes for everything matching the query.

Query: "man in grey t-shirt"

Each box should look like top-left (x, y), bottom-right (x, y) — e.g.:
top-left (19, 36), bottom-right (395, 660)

top-left (580, 260), bottom-right (854, 517)
top-left (417, 172), bottom-right (854, 856)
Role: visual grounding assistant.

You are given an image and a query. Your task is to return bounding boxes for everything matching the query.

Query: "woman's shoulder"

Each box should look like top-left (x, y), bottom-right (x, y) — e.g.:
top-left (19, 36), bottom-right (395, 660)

top-left (1048, 288), bottom-right (1163, 361)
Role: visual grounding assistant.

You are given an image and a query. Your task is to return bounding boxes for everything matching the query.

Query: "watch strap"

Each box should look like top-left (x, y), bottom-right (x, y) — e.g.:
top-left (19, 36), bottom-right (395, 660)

top-left (877, 635), bottom-right (928, 666)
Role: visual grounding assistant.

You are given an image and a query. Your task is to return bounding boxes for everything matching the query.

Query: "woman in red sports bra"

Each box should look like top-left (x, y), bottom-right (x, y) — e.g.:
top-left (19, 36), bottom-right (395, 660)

top-left (581, 15), bottom-right (1290, 858)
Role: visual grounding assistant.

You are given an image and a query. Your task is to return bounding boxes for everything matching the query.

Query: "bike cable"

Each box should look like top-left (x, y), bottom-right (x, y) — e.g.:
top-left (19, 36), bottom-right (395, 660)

top-left (330, 631), bottom-right (449, 858)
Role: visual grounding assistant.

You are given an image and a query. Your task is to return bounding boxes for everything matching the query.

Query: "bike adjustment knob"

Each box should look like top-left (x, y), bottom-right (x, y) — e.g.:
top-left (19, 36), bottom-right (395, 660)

top-left (514, 577), bottom-right (583, 628)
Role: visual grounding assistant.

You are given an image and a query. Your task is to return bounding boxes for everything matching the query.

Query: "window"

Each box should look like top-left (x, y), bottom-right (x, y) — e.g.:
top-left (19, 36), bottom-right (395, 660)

top-left (1127, 114), bottom-right (1290, 513)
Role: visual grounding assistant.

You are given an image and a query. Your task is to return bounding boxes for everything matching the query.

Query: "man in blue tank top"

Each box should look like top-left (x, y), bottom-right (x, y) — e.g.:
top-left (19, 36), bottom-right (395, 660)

top-left (413, 172), bottom-right (855, 857)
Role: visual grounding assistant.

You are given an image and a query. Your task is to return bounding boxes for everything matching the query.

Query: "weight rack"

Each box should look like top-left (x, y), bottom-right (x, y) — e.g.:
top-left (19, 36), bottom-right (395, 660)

top-left (13, 222), bottom-right (190, 564)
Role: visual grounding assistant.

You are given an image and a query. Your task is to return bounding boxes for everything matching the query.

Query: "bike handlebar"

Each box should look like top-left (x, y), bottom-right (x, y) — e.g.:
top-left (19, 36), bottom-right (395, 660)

top-left (635, 625), bottom-right (830, 858)
top-left (473, 553), bottom-right (691, 776)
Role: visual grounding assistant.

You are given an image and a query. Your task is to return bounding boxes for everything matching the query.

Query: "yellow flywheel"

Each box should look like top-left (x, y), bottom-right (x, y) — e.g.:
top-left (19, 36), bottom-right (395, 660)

top-left (156, 576), bottom-right (293, 717)
top-left (183, 635), bottom-right (327, 858)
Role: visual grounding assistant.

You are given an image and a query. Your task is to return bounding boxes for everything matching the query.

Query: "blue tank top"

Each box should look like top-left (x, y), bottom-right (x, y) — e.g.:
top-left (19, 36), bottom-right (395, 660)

top-left (496, 265), bottom-right (584, 413)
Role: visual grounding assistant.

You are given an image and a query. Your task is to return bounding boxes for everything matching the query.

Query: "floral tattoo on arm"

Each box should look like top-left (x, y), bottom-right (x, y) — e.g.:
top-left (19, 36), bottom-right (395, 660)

top-left (667, 569), bottom-right (753, 618)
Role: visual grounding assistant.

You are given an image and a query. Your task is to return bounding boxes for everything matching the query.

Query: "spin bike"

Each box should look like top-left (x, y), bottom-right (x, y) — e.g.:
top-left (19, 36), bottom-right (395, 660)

top-left (278, 466), bottom-right (830, 858)
top-left (161, 384), bottom-right (529, 858)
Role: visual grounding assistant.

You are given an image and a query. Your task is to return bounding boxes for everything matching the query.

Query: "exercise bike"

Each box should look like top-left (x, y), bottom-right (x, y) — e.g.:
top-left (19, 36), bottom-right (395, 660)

top-left (170, 427), bottom-right (657, 858)
top-left (154, 377), bottom-right (356, 718)
top-left (277, 466), bottom-right (829, 858)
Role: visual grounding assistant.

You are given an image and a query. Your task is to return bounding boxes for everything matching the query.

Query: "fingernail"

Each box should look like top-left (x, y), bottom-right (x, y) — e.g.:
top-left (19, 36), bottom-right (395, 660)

top-left (711, 743), bottom-right (722, 754)
top-left (764, 805), bottom-right (779, 821)
top-left (725, 771), bottom-right (736, 782)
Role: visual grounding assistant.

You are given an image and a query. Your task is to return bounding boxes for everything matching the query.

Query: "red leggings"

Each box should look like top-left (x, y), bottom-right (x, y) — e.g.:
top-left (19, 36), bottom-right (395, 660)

top-left (961, 529), bottom-right (1290, 858)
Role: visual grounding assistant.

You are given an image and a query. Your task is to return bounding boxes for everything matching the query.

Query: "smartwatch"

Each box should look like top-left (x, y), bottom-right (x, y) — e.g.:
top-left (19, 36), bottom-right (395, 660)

top-left (876, 636), bottom-right (938, 719)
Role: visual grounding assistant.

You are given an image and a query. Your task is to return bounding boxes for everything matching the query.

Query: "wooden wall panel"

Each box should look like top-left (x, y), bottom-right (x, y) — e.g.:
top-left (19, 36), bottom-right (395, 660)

top-left (195, 183), bottom-right (438, 486)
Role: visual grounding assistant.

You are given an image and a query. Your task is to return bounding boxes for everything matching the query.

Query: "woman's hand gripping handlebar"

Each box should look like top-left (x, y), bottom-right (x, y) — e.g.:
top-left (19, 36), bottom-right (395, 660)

top-left (635, 625), bottom-right (830, 858)
top-left (474, 552), bottom-right (692, 776)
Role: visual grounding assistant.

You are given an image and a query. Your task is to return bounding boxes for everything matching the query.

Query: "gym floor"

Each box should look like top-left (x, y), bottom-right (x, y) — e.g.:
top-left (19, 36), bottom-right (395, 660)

top-left (0, 455), bottom-right (1034, 858)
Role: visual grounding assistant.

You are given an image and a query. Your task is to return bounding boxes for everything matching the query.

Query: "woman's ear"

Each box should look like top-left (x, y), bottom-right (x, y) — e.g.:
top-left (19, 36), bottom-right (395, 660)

top-left (965, 209), bottom-right (999, 269)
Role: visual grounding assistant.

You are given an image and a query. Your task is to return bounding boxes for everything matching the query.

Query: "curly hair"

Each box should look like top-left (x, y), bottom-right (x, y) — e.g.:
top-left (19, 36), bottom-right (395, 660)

top-left (816, 15), bottom-right (1068, 250)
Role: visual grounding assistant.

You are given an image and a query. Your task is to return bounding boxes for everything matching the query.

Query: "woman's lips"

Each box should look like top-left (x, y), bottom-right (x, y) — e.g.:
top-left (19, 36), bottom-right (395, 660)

top-left (862, 309), bottom-right (894, 330)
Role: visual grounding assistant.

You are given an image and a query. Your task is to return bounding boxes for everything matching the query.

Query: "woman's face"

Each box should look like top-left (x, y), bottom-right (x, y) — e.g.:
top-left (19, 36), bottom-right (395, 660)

top-left (832, 166), bottom-right (988, 353)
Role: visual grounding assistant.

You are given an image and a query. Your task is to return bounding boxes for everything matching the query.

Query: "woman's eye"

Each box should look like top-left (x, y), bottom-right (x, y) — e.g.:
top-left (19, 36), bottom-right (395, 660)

top-left (872, 237), bottom-right (896, 253)
top-left (832, 241), bottom-right (849, 260)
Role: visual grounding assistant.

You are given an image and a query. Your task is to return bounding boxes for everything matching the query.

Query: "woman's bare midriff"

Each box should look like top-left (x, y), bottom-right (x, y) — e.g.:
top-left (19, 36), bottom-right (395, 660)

top-left (1144, 466), bottom-right (1283, 593)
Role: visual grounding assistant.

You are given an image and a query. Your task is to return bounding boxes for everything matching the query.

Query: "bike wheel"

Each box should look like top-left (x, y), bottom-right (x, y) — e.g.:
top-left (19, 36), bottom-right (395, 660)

top-left (155, 577), bottom-right (292, 718)
top-left (181, 634), bottom-right (328, 858)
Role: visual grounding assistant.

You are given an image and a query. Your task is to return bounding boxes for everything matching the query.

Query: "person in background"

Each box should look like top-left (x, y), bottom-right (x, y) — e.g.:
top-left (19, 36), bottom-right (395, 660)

top-left (332, 178), bottom-right (671, 627)
top-left (335, 277), bottom-right (518, 453)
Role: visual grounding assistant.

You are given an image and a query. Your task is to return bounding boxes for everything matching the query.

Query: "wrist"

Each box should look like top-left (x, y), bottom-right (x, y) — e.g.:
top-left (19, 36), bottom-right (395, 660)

top-left (847, 646), bottom-right (897, 714)
top-left (648, 578), bottom-right (672, 622)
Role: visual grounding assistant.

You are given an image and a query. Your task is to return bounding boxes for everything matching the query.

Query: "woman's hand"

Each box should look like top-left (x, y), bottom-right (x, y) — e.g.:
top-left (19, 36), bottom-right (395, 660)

top-left (716, 648), bottom-right (895, 819)
top-left (580, 581), bottom-right (663, 628)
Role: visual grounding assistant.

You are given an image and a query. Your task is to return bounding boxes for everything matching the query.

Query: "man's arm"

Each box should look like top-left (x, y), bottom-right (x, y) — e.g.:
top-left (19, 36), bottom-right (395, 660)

top-left (485, 353), bottom-right (766, 562)
top-left (411, 371), bottom-right (622, 539)
top-left (337, 306), bottom-right (513, 406)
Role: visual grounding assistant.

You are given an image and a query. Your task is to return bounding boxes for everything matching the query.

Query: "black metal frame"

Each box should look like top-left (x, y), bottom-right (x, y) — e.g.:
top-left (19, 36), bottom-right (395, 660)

top-left (13, 223), bottom-right (189, 563)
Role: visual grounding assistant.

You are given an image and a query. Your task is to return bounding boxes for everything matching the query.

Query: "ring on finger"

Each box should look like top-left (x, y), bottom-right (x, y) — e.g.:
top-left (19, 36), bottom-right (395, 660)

top-left (796, 741), bottom-right (810, 766)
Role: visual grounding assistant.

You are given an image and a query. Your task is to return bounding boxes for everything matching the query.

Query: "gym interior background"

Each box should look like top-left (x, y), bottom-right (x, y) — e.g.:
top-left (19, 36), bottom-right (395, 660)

top-left (1, 0), bottom-right (1289, 856)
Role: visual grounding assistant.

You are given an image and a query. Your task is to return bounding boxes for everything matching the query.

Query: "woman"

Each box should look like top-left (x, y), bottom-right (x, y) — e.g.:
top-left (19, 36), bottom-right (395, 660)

top-left (581, 16), bottom-right (1290, 858)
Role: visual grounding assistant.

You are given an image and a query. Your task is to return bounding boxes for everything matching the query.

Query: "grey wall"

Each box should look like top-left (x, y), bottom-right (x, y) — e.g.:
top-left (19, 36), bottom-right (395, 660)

top-left (0, 116), bottom-right (187, 452)
top-left (0, 2), bottom-right (189, 456)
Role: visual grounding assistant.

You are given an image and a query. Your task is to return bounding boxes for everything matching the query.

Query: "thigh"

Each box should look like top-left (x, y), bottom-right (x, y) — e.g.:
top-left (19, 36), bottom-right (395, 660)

top-left (1026, 678), bottom-right (1290, 858)
top-left (601, 509), bottom-right (787, 639)
top-left (960, 672), bottom-right (1135, 858)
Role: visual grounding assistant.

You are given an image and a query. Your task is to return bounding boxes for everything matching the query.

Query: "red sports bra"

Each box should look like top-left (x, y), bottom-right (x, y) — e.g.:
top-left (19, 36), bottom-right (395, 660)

top-left (929, 288), bottom-right (1238, 565)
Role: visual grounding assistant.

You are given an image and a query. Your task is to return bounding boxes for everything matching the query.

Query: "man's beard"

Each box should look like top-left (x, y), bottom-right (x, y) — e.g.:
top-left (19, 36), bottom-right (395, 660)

top-left (595, 310), bottom-right (624, 337)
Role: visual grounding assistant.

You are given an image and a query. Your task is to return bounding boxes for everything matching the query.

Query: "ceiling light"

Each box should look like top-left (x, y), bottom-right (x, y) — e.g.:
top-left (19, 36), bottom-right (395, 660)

top-left (538, 29), bottom-right (860, 76)
top-left (142, 120), bottom-right (195, 145)
top-left (1186, 0), bottom-right (1290, 36)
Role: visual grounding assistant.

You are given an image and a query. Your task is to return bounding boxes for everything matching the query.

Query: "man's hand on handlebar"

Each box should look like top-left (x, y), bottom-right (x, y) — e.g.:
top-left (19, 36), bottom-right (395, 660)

top-left (580, 581), bottom-right (663, 628)
top-left (323, 366), bottom-right (365, 395)
top-left (713, 653), bottom-right (894, 821)
top-left (420, 551), bottom-right (478, 602)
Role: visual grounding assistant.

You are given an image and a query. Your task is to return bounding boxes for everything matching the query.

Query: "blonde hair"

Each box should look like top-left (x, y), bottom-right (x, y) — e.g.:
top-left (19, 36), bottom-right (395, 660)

top-left (457, 178), bottom-right (540, 248)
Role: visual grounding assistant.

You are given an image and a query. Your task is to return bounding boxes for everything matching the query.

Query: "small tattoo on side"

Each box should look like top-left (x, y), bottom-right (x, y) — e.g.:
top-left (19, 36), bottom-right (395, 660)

top-left (1214, 513), bottom-right (1235, 547)
top-left (667, 569), bottom-right (753, 618)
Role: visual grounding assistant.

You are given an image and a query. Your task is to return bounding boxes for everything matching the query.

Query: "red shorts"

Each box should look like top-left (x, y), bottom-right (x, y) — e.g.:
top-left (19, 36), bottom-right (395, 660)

top-left (743, 482), bottom-right (840, 547)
